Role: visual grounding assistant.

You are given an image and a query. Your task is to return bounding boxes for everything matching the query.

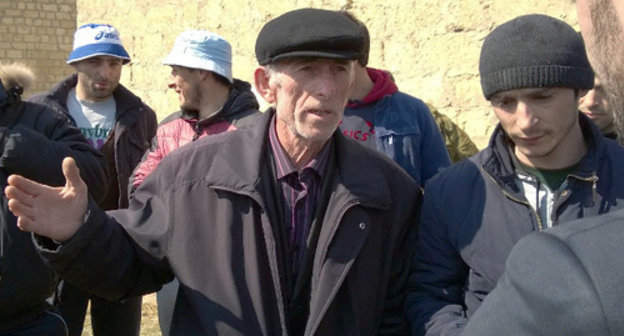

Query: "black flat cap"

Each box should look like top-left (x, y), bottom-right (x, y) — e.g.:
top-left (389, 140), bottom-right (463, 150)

top-left (255, 8), bottom-right (366, 65)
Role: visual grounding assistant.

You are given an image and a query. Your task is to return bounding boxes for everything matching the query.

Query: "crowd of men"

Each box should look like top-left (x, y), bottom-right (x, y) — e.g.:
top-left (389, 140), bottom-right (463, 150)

top-left (0, 1), bottom-right (623, 335)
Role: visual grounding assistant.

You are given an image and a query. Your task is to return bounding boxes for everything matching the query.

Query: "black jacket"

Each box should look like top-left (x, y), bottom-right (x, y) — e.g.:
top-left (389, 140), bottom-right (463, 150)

top-left (0, 98), bottom-right (107, 329)
top-left (29, 74), bottom-right (157, 209)
top-left (37, 111), bottom-right (421, 335)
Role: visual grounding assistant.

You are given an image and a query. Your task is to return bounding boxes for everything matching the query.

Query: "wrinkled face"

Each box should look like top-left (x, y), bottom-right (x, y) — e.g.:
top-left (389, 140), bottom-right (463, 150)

top-left (73, 55), bottom-right (123, 101)
top-left (168, 66), bottom-right (203, 112)
top-left (490, 87), bottom-right (583, 167)
top-left (261, 58), bottom-right (355, 145)
top-left (577, 0), bottom-right (624, 138)
top-left (579, 77), bottom-right (614, 133)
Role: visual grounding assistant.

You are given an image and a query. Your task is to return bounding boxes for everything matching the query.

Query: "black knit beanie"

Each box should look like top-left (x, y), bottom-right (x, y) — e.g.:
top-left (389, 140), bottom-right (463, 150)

top-left (479, 14), bottom-right (594, 100)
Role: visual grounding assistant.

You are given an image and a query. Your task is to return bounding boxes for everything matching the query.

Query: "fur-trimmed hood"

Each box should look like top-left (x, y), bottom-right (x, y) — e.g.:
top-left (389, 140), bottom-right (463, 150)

top-left (0, 63), bottom-right (35, 98)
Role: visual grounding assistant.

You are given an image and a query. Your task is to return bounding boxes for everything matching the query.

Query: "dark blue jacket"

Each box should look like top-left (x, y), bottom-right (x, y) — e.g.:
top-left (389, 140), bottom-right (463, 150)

top-left (405, 114), bottom-right (624, 336)
top-left (345, 92), bottom-right (451, 186)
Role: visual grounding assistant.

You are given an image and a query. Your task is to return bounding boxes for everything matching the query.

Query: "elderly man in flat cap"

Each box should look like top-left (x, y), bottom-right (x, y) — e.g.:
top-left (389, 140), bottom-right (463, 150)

top-left (5, 8), bottom-right (420, 335)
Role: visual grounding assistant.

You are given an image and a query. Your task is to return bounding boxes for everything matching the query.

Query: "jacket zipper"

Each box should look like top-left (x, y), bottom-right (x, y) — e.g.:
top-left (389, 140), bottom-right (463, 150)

top-left (307, 198), bottom-right (360, 336)
top-left (566, 174), bottom-right (599, 203)
top-left (483, 169), bottom-right (544, 232)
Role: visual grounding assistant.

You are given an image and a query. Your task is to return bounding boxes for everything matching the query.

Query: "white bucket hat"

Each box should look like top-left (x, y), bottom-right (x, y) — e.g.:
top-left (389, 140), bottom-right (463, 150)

top-left (163, 30), bottom-right (233, 83)
top-left (67, 24), bottom-right (130, 64)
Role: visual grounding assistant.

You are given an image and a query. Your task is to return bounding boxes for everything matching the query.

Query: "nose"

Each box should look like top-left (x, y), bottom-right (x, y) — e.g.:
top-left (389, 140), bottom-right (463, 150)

top-left (167, 75), bottom-right (176, 90)
top-left (312, 67), bottom-right (337, 100)
top-left (515, 101), bottom-right (538, 132)
top-left (98, 63), bottom-right (114, 80)
top-left (582, 90), bottom-right (598, 107)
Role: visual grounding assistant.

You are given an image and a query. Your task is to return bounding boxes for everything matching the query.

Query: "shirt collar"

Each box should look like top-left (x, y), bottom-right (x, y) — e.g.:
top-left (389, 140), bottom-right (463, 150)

top-left (268, 115), bottom-right (332, 180)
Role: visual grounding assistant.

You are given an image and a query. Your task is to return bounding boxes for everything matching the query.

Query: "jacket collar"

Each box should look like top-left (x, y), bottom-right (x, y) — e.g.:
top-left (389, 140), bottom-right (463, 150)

top-left (483, 112), bottom-right (605, 190)
top-left (204, 109), bottom-right (393, 209)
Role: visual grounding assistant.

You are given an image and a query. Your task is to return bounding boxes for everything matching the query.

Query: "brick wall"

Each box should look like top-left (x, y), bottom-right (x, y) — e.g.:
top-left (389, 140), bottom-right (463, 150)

top-left (0, 0), bottom-right (76, 97)
top-left (75, 0), bottom-right (579, 148)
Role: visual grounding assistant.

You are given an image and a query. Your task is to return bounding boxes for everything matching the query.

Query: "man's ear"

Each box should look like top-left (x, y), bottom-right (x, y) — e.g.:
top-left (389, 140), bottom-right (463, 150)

top-left (199, 70), bottom-right (211, 81)
top-left (254, 66), bottom-right (275, 103)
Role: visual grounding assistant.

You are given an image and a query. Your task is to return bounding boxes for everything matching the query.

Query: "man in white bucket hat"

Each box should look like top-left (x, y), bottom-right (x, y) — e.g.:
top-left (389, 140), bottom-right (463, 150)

top-left (129, 30), bottom-right (260, 336)
top-left (130, 30), bottom-right (260, 192)
top-left (29, 23), bottom-right (157, 336)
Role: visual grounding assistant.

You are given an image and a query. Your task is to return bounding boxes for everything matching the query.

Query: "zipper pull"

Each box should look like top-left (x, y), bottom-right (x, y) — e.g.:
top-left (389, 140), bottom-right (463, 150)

top-left (592, 176), bottom-right (599, 203)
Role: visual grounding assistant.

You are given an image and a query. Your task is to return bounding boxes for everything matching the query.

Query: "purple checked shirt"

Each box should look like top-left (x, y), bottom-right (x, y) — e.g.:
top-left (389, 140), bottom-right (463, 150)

top-left (268, 117), bottom-right (332, 276)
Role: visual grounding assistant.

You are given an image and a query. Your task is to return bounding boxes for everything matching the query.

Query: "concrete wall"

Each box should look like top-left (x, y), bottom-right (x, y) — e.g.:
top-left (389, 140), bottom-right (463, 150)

top-left (0, 0), bottom-right (76, 96)
top-left (76, 0), bottom-right (579, 148)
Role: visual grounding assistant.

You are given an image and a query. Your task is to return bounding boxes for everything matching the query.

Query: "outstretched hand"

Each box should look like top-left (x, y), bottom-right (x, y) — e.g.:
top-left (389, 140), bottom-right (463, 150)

top-left (5, 157), bottom-right (88, 242)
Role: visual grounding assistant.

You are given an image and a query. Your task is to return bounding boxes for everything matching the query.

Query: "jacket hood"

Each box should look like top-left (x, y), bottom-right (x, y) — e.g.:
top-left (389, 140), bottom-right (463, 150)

top-left (0, 63), bottom-right (34, 93)
top-left (346, 67), bottom-right (398, 108)
top-left (220, 79), bottom-right (260, 118)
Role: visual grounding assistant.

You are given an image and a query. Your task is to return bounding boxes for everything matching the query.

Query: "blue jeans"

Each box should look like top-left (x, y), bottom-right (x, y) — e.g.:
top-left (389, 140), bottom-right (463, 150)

top-left (1, 309), bottom-right (68, 336)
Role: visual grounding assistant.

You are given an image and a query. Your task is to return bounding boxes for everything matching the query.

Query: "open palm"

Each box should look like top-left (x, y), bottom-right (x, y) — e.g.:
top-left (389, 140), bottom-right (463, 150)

top-left (5, 157), bottom-right (88, 242)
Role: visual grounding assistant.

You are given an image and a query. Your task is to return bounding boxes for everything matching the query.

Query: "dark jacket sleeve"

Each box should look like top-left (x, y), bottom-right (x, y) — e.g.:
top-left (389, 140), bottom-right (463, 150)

top-left (405, 184), bottom-right (469, 336)
top-left (462, 232), bottom-right (609, 336)
top-left (36, 158), bottom-right (176, 300)
top-left (0, 102), bottom-right (108, 201)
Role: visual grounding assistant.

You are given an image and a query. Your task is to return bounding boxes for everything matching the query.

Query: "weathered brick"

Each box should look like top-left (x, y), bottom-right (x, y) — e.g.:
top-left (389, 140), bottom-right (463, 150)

top-left (3, 9), bottom-right (21, 16)
top-left (42, 4), bottom-right (58, 11)
top-left (6, 50), bottom-right (23, 58)
top-left (17, 26), bottom-right (32, 34)
top-left (56, 12), bottom-right (71, 20)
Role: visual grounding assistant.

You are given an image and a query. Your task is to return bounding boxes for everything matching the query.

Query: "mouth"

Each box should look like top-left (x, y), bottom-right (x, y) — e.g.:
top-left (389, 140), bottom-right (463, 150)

top-left (306, 109), bottom-right (334, 117)
top-left (584, 111), bottom-right (603, 119)
top-left (517, 135), bottom-right (544, 145)
top-left (94, 82), bottom-right (109, 90)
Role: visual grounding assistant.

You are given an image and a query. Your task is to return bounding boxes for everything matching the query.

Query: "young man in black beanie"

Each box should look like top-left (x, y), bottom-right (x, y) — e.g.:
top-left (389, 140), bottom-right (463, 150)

top-left (460, 2), bottom-right (624, 335)
top-left (4, 8), bottom-right (420, 335)
top-left (405, 14), bottom-right (624, 336)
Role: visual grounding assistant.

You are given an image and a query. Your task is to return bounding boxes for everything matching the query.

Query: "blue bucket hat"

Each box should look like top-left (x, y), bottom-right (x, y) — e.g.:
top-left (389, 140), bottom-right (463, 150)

top-left (162, 30), bottom-right (233, 83)
top-left (67, 24), bottom-right (130, 64)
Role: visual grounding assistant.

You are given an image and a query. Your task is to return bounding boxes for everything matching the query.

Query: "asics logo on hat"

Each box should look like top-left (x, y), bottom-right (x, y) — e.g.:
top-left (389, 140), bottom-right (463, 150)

top-left (95, 31), bottom-right (119, 41)
top-left (67, 23), bottom-right (131, 64)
